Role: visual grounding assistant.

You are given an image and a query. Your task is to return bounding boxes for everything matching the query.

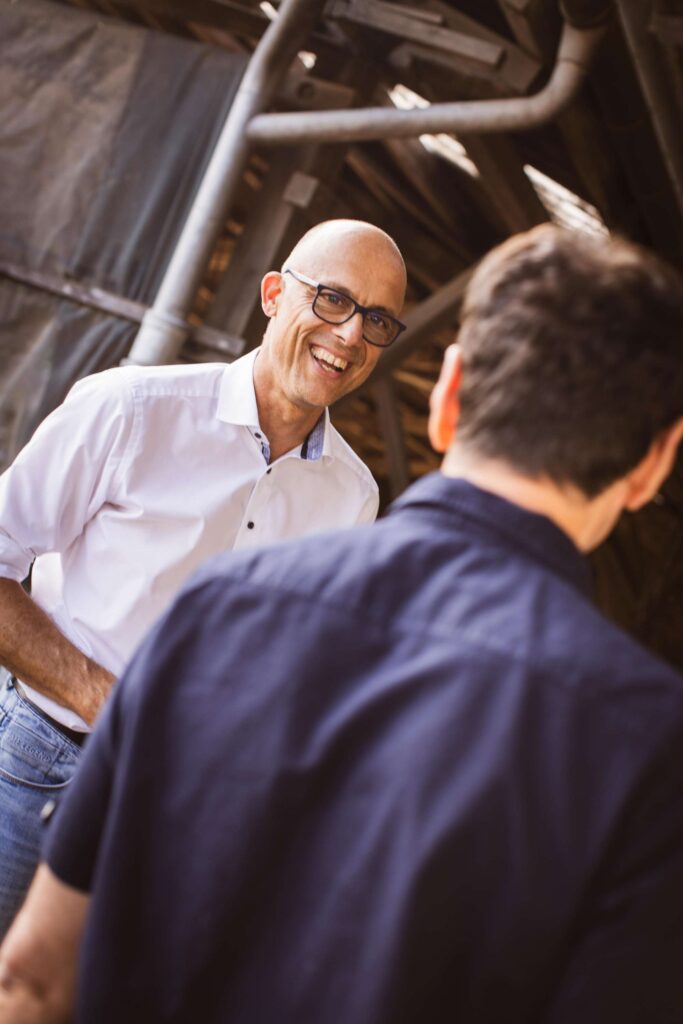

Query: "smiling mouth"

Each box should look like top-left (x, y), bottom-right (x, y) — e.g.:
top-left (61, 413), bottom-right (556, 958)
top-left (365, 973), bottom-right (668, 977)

top-left (310, 345), bottom-right (350, 374)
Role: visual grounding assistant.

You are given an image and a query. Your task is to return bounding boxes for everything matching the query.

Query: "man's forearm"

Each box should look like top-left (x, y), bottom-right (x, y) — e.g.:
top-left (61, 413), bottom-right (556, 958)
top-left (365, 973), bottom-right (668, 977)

top-left (0, 864), bottom-right (88, 1023)
top-left (0, 968), bottom-right (70, 1024)
top-left (0, 578), bottom-right (114, 725)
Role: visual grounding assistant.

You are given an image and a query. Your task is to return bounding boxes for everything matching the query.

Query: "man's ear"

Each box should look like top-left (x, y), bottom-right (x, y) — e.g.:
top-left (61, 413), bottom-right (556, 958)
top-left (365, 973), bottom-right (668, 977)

top-left (428, 344), bottom-right (463, 454)
top-left (624, 417), bottom-right (683, 511)
top-left (261, 271), bottom-right (284, 318)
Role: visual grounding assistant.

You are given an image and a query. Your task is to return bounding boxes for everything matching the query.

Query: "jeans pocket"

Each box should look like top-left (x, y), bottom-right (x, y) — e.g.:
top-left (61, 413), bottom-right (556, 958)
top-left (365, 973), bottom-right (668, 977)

top-left (0, 711), bottom-right (77, 791)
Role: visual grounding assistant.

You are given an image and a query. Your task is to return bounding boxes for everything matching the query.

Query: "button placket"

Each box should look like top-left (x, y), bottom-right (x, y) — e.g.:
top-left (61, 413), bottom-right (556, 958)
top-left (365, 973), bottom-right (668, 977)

top-left (237, 470), bottom-right (273, 544)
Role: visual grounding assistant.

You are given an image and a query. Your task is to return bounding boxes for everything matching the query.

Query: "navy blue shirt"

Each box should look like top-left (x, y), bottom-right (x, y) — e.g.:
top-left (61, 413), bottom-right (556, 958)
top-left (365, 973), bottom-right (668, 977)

top-left (46, 475), bottom-right (683, 1023)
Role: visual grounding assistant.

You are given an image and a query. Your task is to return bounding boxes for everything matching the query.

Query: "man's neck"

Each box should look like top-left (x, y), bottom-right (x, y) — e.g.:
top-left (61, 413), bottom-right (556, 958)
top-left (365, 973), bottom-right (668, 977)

top-left (253, 357), bottom-right (322, 463)
top-left (441, 446), bottom-right (626, 553)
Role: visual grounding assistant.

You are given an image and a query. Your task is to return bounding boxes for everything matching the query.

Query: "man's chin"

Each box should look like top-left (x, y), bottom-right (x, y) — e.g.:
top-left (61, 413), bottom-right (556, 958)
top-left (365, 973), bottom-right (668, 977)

top-left (296, 373), bottom-right (363, 408)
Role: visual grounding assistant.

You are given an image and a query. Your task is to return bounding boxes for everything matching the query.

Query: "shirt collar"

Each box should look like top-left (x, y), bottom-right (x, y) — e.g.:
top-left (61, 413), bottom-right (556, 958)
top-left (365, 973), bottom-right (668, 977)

top-left (217, 348), bottom-right (332, 463)
top-left (217, 348), bottom-right (261, 429)
top-left (389, 473), bottom-right (592, 596)
top-left (302, 410), bottom-right (330, 461)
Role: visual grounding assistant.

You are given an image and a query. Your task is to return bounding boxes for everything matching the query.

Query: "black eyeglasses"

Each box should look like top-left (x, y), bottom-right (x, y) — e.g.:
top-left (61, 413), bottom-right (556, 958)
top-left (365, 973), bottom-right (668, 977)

top-left (283, 268), bottom-right (406, 348)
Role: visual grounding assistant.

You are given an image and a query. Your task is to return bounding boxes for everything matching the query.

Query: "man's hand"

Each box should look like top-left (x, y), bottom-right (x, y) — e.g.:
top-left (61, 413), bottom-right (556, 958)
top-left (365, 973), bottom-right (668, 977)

top-left (0, 579), bottom-right (115, 725)
top-left (0, 865), bottom-right (89, 1023)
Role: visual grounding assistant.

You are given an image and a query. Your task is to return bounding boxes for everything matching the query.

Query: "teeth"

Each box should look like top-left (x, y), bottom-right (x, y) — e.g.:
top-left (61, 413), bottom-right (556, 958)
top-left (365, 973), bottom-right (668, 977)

top-left (312, 345), bottom-right (348, 371)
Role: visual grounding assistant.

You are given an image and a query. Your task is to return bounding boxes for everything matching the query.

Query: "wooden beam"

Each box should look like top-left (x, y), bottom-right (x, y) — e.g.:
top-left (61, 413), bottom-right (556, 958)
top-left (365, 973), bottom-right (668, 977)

top-left (649, 15), bottom-right (683, 142)
top-left (372, 265), bottom-right (474, 381)
top-left (281, 69), bottom-right (357, 111)
top-left (421, 1), bottom-right (541, 95)
top-left (326, 0), bottom-right (505, 69)
top-left (649, 14), bottom-right (683, 46)
top-left (459, 133), bottom-right (548, 233)
top-left (494, 0), bottom-right (631, 228)
top-left (345, 147), bottom-right (474, 265)
top-left (0, 260), bottom-right (245, 359)
top-left (496, 0), bottom-right (556, 61)
top-left (373, 375), bottom-right (410, 497)
top-left (105, 0), bottom-right (269, 36)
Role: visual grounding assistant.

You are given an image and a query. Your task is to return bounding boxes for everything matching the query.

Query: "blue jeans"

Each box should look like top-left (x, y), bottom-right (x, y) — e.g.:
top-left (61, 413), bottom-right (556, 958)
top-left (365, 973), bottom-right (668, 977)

top-left (0, 669), bottom-right (82, 938)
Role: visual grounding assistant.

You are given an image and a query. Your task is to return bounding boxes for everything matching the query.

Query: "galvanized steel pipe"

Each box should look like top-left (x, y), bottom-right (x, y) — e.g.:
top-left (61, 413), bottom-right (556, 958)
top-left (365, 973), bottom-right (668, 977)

top-left (126, 0), bottom-right (324, 366)
top-left (126, 4), bottom-right (607, 367)
top-left (247, 22), bottom-right (605, 146)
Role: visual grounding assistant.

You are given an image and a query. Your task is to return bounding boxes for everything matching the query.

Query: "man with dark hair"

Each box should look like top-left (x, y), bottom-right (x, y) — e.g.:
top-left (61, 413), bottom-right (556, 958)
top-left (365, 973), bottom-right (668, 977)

top-left (454, 227), bottom-right (683, 495)
top-left (1, 225), bottom-right (682, 1023)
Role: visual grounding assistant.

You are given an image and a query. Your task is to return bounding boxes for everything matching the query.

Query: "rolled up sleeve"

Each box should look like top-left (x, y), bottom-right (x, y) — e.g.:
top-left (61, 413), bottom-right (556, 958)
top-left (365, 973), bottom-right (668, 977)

top-left (0, 370), bottom-right (135, 581)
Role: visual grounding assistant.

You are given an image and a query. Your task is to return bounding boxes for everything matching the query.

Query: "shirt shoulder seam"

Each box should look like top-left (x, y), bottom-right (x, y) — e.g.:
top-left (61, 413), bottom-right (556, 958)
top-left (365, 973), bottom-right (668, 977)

top-left (325, 425), bottom-right (377, 490)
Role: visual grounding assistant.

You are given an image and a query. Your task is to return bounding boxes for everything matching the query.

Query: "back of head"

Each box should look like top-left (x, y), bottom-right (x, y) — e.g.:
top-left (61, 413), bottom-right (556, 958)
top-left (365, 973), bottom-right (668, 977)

top-left (456, 225), bottom-right (683, 497)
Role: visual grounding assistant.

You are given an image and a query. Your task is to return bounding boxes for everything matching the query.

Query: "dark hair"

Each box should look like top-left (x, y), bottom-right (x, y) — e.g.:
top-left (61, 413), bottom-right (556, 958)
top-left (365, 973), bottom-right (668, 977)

top-left (456, 225), bottom-right (683, 497)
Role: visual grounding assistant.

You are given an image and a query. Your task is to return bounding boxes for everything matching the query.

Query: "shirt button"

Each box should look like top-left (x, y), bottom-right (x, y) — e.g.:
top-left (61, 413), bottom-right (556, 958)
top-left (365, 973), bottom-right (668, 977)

top-left (254, 432), bottom-right (262, 439)
top-left (247, 521), bottom-right (255, 529)
top-left (266, 468), bottom-right (272, 475)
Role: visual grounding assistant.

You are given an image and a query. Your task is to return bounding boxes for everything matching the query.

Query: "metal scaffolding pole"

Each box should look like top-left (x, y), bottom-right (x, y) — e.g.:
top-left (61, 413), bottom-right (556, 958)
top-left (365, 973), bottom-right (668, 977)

top-left (126, 0), bottom-right (324, 366)
top-left (247, 21), bottom-right (605, 145)
top-left (126, 5), bottom-right (606, 367)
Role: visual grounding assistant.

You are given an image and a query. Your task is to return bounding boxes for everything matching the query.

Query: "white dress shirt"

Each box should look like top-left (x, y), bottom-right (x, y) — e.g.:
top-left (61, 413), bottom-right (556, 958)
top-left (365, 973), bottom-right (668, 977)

top-left (0, 348), bottom-right (378, 730)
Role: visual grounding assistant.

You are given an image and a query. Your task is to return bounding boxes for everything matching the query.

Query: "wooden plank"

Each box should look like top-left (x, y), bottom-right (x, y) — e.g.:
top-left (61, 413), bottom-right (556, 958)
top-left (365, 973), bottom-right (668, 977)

top-left (372, 265), bottom-right (474, 380)
top-left (459, 134), bottom-right (548, 233)
top-left (104, 0), bottom-right (269, 36)
top-left (493, 0), bottom-right (629, 228)
top-left (380, 136), bottom-right (463, 233)
top-left (393, 368), bottom-right (434, 396)
top-left (345, 147), bottom-right (474, 264)
top-left (390, 2), bottom-right (541, 96)
top-left (281, 70), bottom-right (357, 111)
top-left (336, 183), bottom-right (464, 292)
top-left (649, 14), bottom-right (683, 45)
top-left (327, 0), bottom-right (505, 68)
top-left (0, 260), bottom-right (245, 358)
top-left (373, 375), bottom-right (410, 497)
top-left (649, 16), bottom-right (683, 140)
top-left (496, 0), bottom-right (554, 61)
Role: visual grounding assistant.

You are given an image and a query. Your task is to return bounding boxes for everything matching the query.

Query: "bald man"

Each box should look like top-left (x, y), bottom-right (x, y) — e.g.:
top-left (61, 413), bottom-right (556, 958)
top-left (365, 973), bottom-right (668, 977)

top-left (0, 218), bottom-right (407, 935)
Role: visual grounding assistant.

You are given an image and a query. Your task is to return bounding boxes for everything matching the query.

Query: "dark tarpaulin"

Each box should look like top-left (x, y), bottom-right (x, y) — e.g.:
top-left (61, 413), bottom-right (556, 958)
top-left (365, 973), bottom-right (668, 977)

top-left (0, 0), bottom-right (246, 468)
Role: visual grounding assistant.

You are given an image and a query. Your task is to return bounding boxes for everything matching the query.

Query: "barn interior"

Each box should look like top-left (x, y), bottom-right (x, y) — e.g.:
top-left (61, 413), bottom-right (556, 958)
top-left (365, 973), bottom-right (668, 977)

top-left (1, 0), bottom-right (681, 669)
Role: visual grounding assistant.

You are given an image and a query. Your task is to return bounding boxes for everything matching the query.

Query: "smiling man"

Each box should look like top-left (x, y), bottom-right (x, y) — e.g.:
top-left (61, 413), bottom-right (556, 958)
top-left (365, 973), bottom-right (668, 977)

top-left (255, 221), bottom-right (405, 459)
top-left (0, 218), bottom-right (406, 937)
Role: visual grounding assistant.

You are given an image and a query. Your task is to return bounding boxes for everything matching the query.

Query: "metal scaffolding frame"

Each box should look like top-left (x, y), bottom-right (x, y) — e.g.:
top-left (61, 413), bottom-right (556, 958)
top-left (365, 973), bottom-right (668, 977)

top-left (125, 2), bottom-right (608, 367)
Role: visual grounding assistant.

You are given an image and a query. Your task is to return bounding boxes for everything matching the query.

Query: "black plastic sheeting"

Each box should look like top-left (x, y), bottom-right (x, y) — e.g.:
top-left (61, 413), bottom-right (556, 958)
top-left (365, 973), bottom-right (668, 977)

top-left (0, 0), bottom-right (246, 468)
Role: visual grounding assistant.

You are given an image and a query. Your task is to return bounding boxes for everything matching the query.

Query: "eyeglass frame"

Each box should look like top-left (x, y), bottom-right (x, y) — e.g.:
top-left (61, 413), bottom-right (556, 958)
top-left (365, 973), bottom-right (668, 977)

top-left (282, 267), bottom-right (406, 348)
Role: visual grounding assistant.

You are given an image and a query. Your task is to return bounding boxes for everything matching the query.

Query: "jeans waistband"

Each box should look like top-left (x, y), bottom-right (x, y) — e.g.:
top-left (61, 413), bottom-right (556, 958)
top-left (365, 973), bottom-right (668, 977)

top-left (12, 679), bottom-right (87, 748)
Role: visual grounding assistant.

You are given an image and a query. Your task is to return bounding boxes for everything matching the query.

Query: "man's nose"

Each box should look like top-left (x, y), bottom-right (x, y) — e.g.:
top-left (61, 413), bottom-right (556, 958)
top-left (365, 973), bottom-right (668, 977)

top-left (333, 311), bottom-right (365, 347)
